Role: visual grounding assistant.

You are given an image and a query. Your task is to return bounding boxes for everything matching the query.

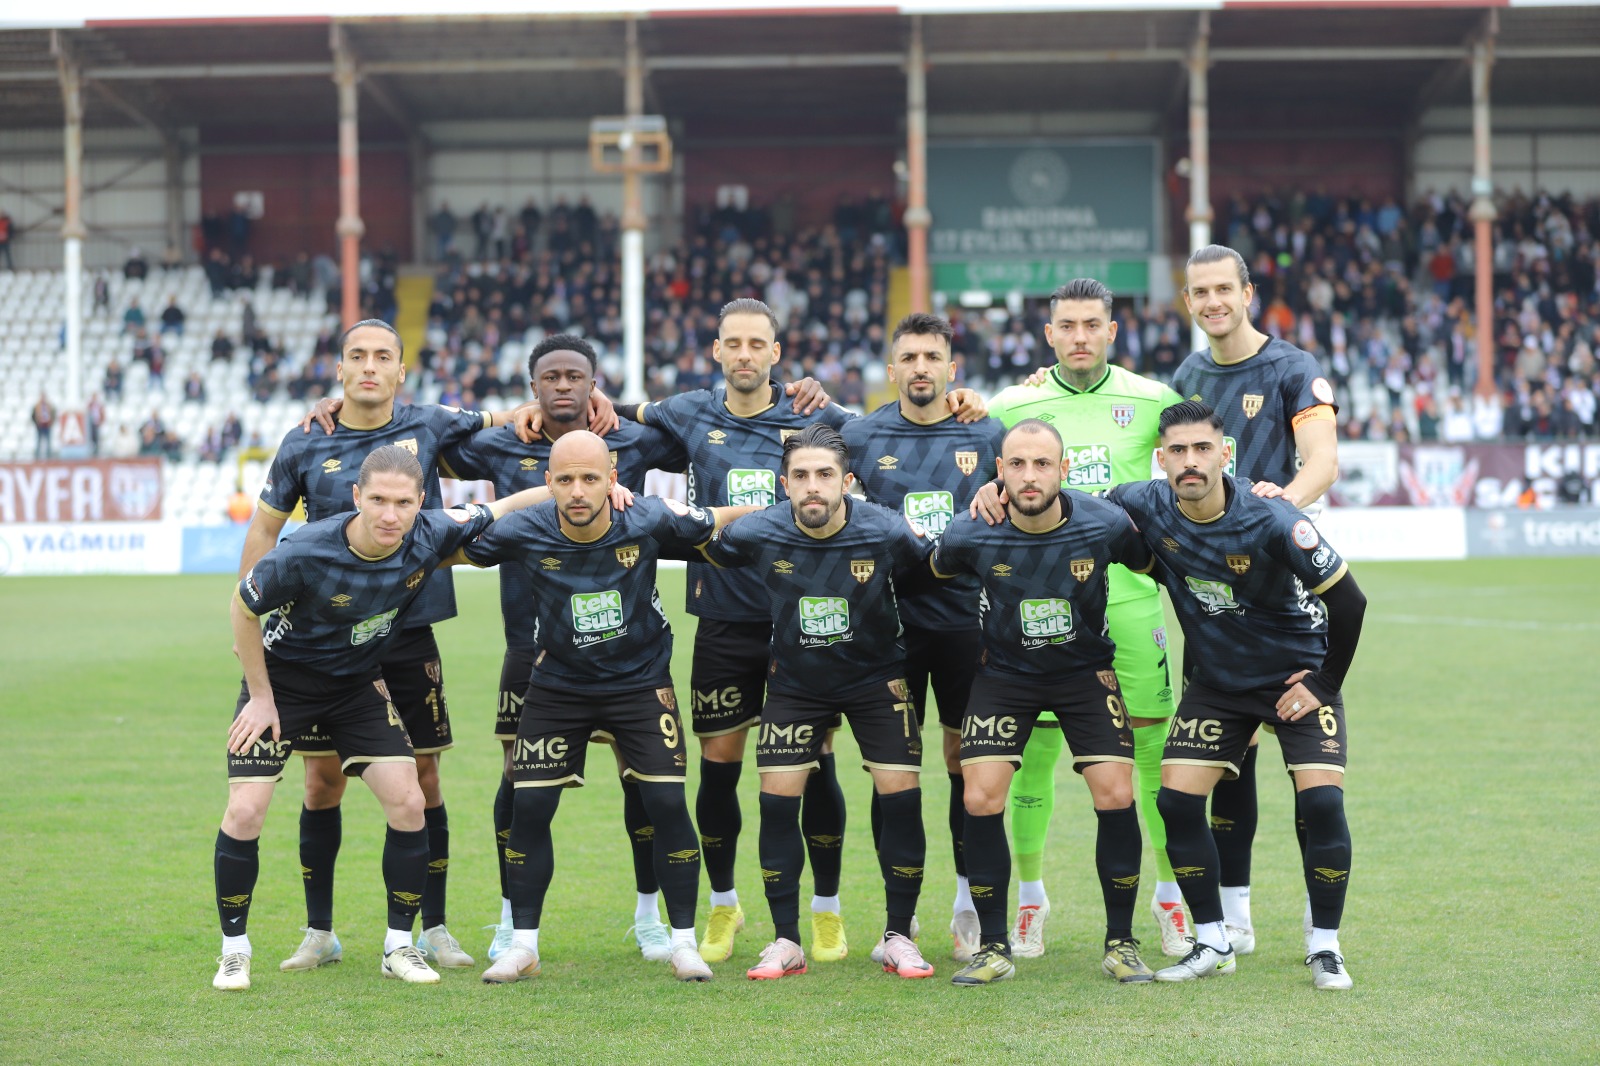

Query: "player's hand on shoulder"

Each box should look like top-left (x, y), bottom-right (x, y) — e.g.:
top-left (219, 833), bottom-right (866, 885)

top-left (588, 387), bottom-right (619, 436)
top-left (228, 695), bottom-right (280, 754)
top-left (1023, 366), bottom-right (1051, 388)
top-left (512, 401), bottom-right (543, 444)
top-left (609, 482), bottom-right (635, 510)
top-left (785, 377), bottom-right (833, 415)
top-left (945, 388), bottom-right (989, 422)
top-left (301, 396), bottom-right (342, 435)
top-left (1251, 480), bottom-right (1287, 500)
top-left (969, 480), bottom-right (1008, 525)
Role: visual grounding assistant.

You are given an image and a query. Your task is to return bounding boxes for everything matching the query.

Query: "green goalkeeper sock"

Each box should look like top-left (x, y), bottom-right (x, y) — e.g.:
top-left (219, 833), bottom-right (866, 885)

top-left (1010, 725), bottom-right (1064, 883)
top-left (1133, 723), bottom-right (1174, 882)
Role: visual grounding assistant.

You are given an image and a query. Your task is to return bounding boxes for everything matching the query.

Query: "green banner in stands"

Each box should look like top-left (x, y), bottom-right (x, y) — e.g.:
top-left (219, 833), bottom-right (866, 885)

top-left (929, 140), bottom-right (1159, 296)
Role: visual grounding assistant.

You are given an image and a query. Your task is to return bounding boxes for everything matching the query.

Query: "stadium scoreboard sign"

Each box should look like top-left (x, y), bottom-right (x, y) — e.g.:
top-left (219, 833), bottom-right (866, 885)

top-left (928, 141), bottom-right (1159, 297)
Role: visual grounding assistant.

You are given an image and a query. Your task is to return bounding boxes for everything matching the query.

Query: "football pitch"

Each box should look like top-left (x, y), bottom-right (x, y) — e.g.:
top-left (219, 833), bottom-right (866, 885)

top-left (1, 558), bottom-right (1595, 1064)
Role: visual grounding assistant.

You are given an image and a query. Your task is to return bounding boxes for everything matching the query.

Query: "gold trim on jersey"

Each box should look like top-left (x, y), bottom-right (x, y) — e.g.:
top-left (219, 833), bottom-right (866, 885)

top-left (256, 500), bottom-right (293, 520)
top-left (623, 771), bottom-right (689, 784)
top-left (513, 775), bottom-right (585, 788)
top-left (756, 760), bottom-right (820, 774)
top-left (861, 759), bottom-right (923, 774)
top-left (294, 748), bottom-right (338, 758)
top-left (958, 755), bottom-right (1021, 767)
top-left (233, 589), bottom-right (259, 618)
top-left (1284, 762), bottom-right (1345, 775)
top-left (340, 755), bottom-right (417, 772)
top-left (336, 413), bottom-right (396, 431)
top-left (1310, 561), bottom-right (1349, 596)
top-left (1071, 755), bottom-right (1136, 766)
top-left (228, 773), bottom-right (286, 783)
top-left (411, 743), bottom-right (455, 755)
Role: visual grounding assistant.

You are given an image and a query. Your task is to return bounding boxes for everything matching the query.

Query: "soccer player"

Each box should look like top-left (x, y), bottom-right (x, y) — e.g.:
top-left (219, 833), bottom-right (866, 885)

top-left (977, 279), bottom-right (1188, 957)
top-left (841, 311), bottom-right (1003, 963)
top-left (932, 420), bottom-right (1156, 987)
top-left (214, 445), bottom-right (541, 991)
top-left (1173, 245), bottom-right (1341, 955)
top-left (1109, 402), bottom-right (1365, 990)
top-left (441, 333), bottom-right (687, 963)
top-left (463, 432), bottom-right (750, 984)
top-left (243, 319), bottom-right (526, 973)
top-left (616, 297), bottom-right (986, 965)
top-left (700, 424), bottom-right (938, 981)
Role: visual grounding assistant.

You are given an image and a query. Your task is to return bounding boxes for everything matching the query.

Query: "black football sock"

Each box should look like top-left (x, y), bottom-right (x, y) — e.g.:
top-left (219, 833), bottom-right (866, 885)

top-left (948, 772), bottom-right (967, 877)
top-left (298, 805), bottom-right (340, 932)
top-left (420, 804), bottom-right (449, 929)
top-left (215, 830), bottom-right (260, 936)
top-left (869, 789), bottom-right (883, 854)
top-left (962, 811), bottom-right (1009, 944)
top-left (697, 759), bottom-right (743, 894)
top-left (382, 825), bottom-right (430, 934)
top-left (493, 775), bottom-right (514, 901)
top-left (757, 792), bottom-right (804, 944)
top-left (802, 753), bottom-right (846, 898)
top-left (1298, 785), bottom-right (1352, 931)
top-left (1096, 804), bottom-right (1142, 943)
top-left (875, 788), bottom-right (925, 938)
top-left (1211, 744), bottom-right (1258, 888)
top-left (621, 777), bottom-right (660, 894)
top-left (507, 786), bottom-right (562, 930)
top-left (1158, 787), bottom-right (1222, 925)
top-left (638, 782), bottom-right (700, 930)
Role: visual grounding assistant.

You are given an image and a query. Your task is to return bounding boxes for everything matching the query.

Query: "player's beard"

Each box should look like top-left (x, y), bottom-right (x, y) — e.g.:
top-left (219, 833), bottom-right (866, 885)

top-left (725, 367), bottom-right (767, 395)
top-left (904, 379), bottom-right (939, 407)
top-left (560, 497), bottom-right (605, 526)
top-left (794, 495), bottom-right (840, 529)
top-left (1009, 484), bottom-right (1059, 517)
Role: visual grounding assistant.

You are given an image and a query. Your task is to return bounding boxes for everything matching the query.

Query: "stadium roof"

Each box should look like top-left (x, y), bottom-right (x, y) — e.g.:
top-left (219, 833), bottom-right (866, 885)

top-left (1, 3), bottom-right (1597, 140)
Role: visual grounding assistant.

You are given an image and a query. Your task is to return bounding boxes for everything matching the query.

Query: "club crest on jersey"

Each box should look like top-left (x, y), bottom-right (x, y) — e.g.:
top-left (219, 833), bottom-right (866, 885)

top-left (1241, 395), bottom-right (1264, 419)
top-left (393, 438), bottom-right (418, 455)
top-left (1070, 557), bottom-right (1095, 582)
top-left (425, 660), bottom-right (442, 685)
top-left (616, 544), bottom-right (641, 569)
top-left (406, 569), bottom-right (426, 589)
top-left (1111, 404), bottom-right (1135, 428)
top-left (656, 688), bottom-right (677, 711)
top-left (850, 559), bottom-right (876, 584)
top-left (954, 450), bottom-right (978, 476)
top-left (1097, 670), bottom-right (1119, 691)
top-left (1226, 554), bottom-right (1251, 575)
top-left (780, 429), bottom-right (800, 443)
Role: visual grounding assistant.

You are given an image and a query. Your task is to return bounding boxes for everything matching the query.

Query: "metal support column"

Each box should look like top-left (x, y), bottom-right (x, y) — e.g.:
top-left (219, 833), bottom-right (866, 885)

top-left (54, 34), bottom-right (86, 408)
top-left (904, 16), bottom-right (931, 314)
top-left (1186, 13), bottom-right (1212, 354)
top-left (1469, 29), bottom-right (1498, 398)
top-left (164, 134), bottom-right (185, 259)
top-left (332, 26), bottom-right (365, 328)
top-left (409, 133), bottom-right (429, 265)
top-left (621, 17), bottom-right (647, 403)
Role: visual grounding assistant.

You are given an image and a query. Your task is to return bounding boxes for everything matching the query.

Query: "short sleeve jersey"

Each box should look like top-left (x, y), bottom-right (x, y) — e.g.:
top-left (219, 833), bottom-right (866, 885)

top-left (841, 404), bottom-right (1005, 632)
top-left (642, 383), bottom-right (855, 622)
top-left (441, 420), bottom-right (688, 650)
top-left (700, 497), bottom-right (933, 695)
top-left (987, 364), bottom-right (1182, 605)
top-left (1109, 477), bottom-right (1349, 693)
top-left (239, 506), bottom-right (494, 677)
top-left (931, 493), bottom-right (1151, 683)
top-left (1171, 337), bottom-right (1336, 488)
top-left (462, 496), bottom-right (717, 692)
top-left (258, 403), bottom-right (491, 629)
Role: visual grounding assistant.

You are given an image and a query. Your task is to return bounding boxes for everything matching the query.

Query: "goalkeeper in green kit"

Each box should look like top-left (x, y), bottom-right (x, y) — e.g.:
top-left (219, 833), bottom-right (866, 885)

top-left (972, 279), bottom-right (1189, 959)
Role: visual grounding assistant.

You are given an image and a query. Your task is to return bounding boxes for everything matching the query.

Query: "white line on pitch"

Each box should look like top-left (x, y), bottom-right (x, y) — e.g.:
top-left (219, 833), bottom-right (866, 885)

top-left (1377, 614), bottom-right (1600, 632)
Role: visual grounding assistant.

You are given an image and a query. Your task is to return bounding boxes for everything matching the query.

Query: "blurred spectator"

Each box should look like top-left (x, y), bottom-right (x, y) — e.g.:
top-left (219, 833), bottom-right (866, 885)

top-left (123, 247), bottom-right (148, 280)
top-left (160, 296), bottom-right (186, 337)
top-left (211, 329), bottom-right (235, 362)
top-left (86, 393), bottom-right (105, 455)
top-left (103, 358), bottom-right (124, 401)
top-left (183, 371), bottom-right (207, 404)
top-left (32, 391), bottom-right (54, 459)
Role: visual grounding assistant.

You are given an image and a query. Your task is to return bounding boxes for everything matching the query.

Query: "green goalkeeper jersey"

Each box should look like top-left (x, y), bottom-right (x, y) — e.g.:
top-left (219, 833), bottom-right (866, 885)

top-left (988, 363), bottom-right (1184, 605)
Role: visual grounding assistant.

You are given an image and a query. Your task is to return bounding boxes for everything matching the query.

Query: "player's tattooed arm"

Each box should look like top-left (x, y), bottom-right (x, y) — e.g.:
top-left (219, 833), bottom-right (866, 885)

top-left (228, 593), bottom-right (280, 754)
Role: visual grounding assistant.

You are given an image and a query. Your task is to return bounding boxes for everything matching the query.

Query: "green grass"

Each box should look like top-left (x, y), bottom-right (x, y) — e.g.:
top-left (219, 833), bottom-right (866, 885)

top-left (1, 559), bottom-right (1595, 1064)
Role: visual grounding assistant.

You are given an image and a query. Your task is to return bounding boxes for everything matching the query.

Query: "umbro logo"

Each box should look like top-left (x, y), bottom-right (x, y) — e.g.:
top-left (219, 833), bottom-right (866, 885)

top-left (774, 559), bottom-right (794, 574)
top-left (891, 866), bottom-right (923, 877)
top-left (1314, 868), bottom-right (1348, 882)
top-left (330, 594), bottom-right (352, 607)
top-left (807, 835), bottom-right (842, 846)
top-left (970, 885), bottom-right (993, 898)
top-left (219, 894), bottom-right (250, 906)
top-left (1162, 538), bottom-right (1181, 553)
top-left (634, 827), bottom-right (656, 839)
top-left (991, 564), bottom-right (1013, 576)
top-left (1210, 816), bottom-right (1235, 828)
top-left (322, 459), bottom-right (342, 472)
top-left (877, 455), bottom-right (898, 470)
top-left (761, 867), bottom-right (781, 881)
top-left (701, 836), bottom-right (723, 845)
top-left (392, 891), bottom-right (422, 904)
top-left (541, 557), bottom-right (562, 570)
top-left (707, 430), bottom-right (727, 444)
top-left (667, 849), bottom-right (699, 861)
top-left (503, 848), bottom-right (526, 860)
top-left (520, 458), bottom-right (539, 470)
top-left (1112, 875), bottom-right (1140, 887)
top-left (1172, 866), bottom-right (1204, 877)
top-left (428, 858), bottom-right (449, 872)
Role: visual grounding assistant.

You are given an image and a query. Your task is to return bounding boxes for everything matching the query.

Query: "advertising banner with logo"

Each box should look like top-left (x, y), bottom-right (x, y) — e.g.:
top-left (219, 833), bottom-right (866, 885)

top-left (0, 458), bottom-right (163, 523)
top-left (0, 522), bottom-right (181, 576)
top-left (1327, 441), bottom-right (1600, 509)
top-left (928, 141), bottom-right (1159, 296)
top-left (1465, 508), bottom-right (1600, 556)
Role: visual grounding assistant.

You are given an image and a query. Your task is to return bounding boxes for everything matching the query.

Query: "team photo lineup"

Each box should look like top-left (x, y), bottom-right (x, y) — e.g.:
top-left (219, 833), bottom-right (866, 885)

top-left (214, 247), bottom-right (1366, 995)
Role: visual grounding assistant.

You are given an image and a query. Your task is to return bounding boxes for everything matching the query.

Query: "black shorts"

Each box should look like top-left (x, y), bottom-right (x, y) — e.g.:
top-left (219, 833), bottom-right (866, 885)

top-left (1164, 679), bottom-right (1348, 779)
top-left (496, 646), bottom-right (537, 740)
top-left (904, 624), bottom-right (982, 734)
top-left (689, 617), bottom-right (771, 737)
top-left (229, 659), bottom-right (414, 783)
top-left (294, 626), bottom-right (451, 758)
top-left (959, 669), bottom-right (1135, 771)
top-left (758, 678), bottom-right (921, 775)
top-left (511, 680), bottom-right (688, 789)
